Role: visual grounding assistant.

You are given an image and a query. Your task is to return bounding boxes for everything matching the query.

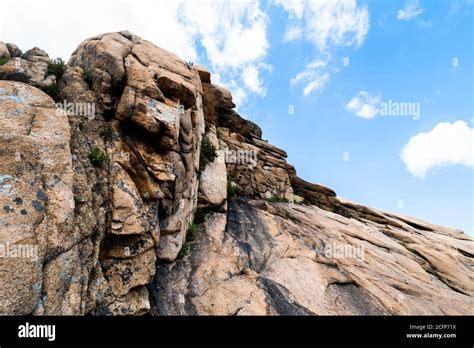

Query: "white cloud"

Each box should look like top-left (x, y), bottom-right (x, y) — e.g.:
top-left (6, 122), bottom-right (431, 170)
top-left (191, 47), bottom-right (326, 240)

top-left (275, 0), bottom-right (305, 19)
top-left (302, 74), bottom-right (329, 96)
top-left (283, 25), bottom-right (303, 42)
top-left (448, 0), bottom-right (474, 17)
top-left (232, 87), bottom-right (248, 107)
top-left (1, 0), bottom-right (270, 108)
top-left (345, 91), bottom-right (381, 119)
top-left (178, 0), bottom-right (270, 107)
top-left (180, 1), bottom-right (269, 68)
top-left (276, 0), bottom-right (369, 50)
top-left (401, 120), bottom-right (474, 178)
top-left (242, 65), bottom-right (265, 96)
top-left (399, 0), bottom-right (424, 21)
top-left (275, 0), bottom-right (369, 96)
top-left (291, 58), bottom-right (330, 95)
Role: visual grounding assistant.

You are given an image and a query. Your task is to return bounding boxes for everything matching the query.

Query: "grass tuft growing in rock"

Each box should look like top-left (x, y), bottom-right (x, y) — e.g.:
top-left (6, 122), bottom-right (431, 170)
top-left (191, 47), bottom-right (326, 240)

top-left (89, 146), bottom-right (109, 168)
top-left (180, 210), bottom-right (208, 258)
top-left (178, 242), bottom-right (190, 259)
top-left (227, 180), bottom-right (235, 198)
top-left (47, 58), bottom-right (67, 80)
top-left (74, 195), bottom-right (86, 204)
top-left (0, 57), bottom-right (10, 65)
top-left (99, 127), bottom-right (113, 142)
top-left (193, 207), bottom-right (206, 225)
top-left (40, 82), bottom-right (59, 101)
top-left (186, 223), bottom-right (198, 242)
top-left (83, 69), bottom-right (93, 87)
top-left (199, 136), bottom-right (217, 174)
top-left (267, 195), bottom-right (289, 203)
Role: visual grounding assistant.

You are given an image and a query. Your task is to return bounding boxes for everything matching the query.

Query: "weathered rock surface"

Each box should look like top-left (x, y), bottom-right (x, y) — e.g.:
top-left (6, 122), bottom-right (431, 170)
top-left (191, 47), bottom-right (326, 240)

top-left (151, 198), bottom-right (473, 315)
top-left (0, 32), bottom-right (472, 316)
top-left (0, 43), bottom-right (10, 59)
top-left (0, 81), bottom-right (75, 314)
top-left (1, 32), bottom-right (205, 315)
top-left (0, 44), bottom-right (55, 88)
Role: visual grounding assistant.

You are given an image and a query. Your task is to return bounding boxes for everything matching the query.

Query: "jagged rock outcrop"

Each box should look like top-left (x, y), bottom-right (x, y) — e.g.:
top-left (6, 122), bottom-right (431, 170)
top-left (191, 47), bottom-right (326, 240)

top-left (1, 31), bottom-right (205, 315)
top-left (0, 32), bottom-right (473, 316)
top-left (0, 46), bottom-right (55, 88)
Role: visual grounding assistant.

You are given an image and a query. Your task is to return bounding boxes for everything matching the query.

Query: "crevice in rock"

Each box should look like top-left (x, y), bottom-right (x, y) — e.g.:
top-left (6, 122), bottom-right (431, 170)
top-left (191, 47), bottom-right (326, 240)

top-left (257, 276), bottom-right (315, 315)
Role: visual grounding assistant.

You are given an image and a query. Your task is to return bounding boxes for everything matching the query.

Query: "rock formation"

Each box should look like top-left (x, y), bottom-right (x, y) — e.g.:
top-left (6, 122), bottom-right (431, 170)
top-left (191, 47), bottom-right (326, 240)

top-left (0, 31), bottom-right (472, 315)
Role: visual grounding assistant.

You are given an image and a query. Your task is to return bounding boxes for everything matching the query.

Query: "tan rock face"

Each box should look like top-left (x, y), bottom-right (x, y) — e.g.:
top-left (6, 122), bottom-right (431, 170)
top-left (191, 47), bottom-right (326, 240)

top-left (1, 32), bottom-right (473, 316)
top-left (1, 31), bottom-right (206, 315)
top-left (0, 81), bottom-right (75, 314)
top-left (199, 150), bottom-right (227, 208)
top-left (152, 198), bottom-right (474, 315)
top-left (66, 31), bottom-right (206, 310)
top-left (198, 126), bottom-right (228, 209)
top-left (217, 127), bottom-right (295, 202)
top-left (0, 42), bottom-right (10, 59)
top-left (0, 46), bottom-right (55, 88)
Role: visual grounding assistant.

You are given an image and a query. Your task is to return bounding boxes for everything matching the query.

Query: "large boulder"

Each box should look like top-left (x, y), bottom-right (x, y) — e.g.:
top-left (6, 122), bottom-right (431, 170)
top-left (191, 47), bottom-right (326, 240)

top-left (0, 47), bottom-right (55, 88)
top-left (199, 151), bottom-right (227, 208)
top-left (0, 42), bottom-right (10, 59)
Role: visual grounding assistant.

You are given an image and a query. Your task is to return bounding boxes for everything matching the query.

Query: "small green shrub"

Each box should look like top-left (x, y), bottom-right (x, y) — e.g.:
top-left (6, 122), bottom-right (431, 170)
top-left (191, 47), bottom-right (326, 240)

top-left (227, 180), bottom-right (235, 198)
top-left (74, 195), bottom-right (86, 204)
top-left (178, 242), bottom-right (190, 258)
top-left (193, 207), bottom-right (206, 225)
top-left (0, 57), bottom-right (10, 65)
top-left (179, 207), bottom-right (210, 258)
top-left (186, 223), bottom-right (198, 242)
top-left (83, 69), bottom-right (93, 86)
top-left (267, 195), bottom-right (289, 203)
top-left (89, 146), bottom-right (109, 168)
top-left (99, 127), bottom-right (113, 141)
top-left (47, 58), bottom-right (67, 80)
top-left (199, 136), bottom-right (217, 174)
top-left (40, 82), bottom-right (59, 101)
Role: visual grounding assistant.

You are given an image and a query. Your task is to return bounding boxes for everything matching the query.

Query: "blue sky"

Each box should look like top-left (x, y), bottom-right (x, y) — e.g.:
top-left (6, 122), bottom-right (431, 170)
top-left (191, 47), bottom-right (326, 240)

top-left (2, 0), bottom-right (473, 234)
top-left (234, 0), bottom-right (474, 234)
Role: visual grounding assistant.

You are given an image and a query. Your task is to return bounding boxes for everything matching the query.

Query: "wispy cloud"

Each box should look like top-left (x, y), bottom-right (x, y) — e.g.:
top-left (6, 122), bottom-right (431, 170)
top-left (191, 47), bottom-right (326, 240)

top-left (447, 0), bottom-right (474, 17)
top-left (1, 0), bottom-right (271, 108)
top-left (345, 91), bottom-right (381, 119)
top-left (290, 58), bottom-right (330, 96)
top-left (179, 0), bottom-right (270, 106)
top-left (242, 64), bottom-right (268, 97)
top-left (401, 120), bottom-right (474, 178)
top-left (399, 0), bottom-right (424, 21)
top-left (275, 0), bottom-right (370, 96)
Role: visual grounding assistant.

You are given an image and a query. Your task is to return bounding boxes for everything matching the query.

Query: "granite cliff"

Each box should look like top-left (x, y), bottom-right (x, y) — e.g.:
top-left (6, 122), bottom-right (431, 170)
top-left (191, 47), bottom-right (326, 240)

top-left (0, 32), bottom-right (472, 315)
